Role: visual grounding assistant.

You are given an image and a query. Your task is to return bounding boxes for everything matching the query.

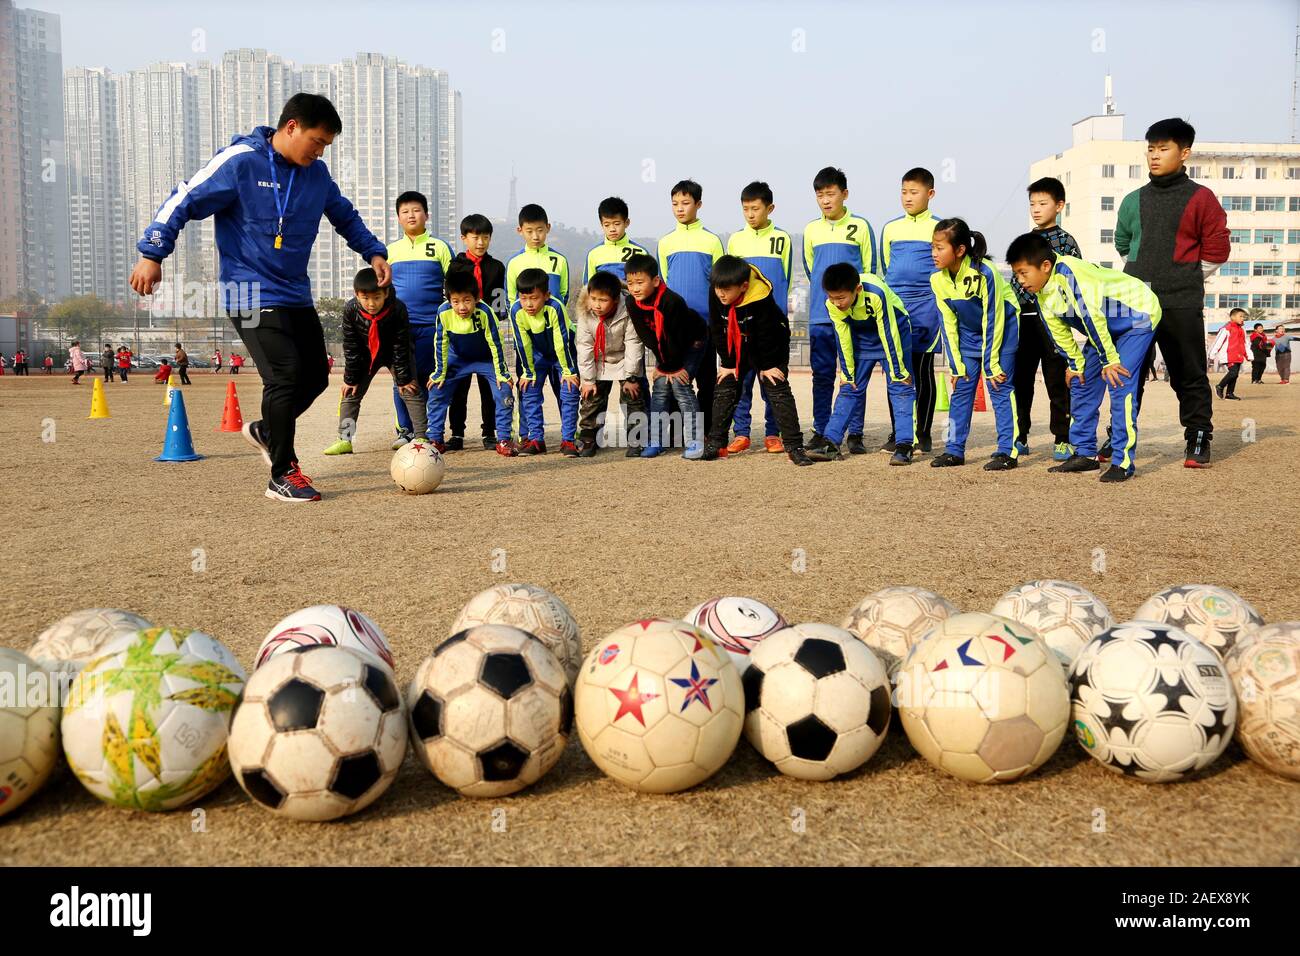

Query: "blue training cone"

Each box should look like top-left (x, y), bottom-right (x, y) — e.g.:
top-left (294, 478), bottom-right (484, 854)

top-left (155, 389), bottom-right (204, 462)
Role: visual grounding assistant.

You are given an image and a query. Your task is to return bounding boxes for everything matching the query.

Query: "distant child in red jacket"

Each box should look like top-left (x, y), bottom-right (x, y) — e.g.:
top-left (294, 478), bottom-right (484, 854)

top-left (1249, 323), bottom-right (1272, 384)
top-left (43, 354), bottom-right (53, 374)
top-left (154, 357), bottom-right (173, 383)
top-left (1214, 308), bottom-right (1246, 401)
top-left (230, 353), bottom-right (244, 374)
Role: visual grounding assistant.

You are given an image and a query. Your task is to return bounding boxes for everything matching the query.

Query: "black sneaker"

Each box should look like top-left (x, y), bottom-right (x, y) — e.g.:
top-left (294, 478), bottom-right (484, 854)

top-left (1099, 464), bottom-right (1132, 483)
top-left (804, 437), bottom-right (843, 462)
top-left (889, 443), bottom-right (914, 466)
top-left (918, 435), bottom-right (933, 454)
top-left (1049, 454), bottom-right (1101, 473)
top-left (983, 452), bottom-right (1017, 471)
top-left (624, 445), bottom-right (642, 458)
top-left (446, 435), bottom-right (465, 451)
top-left (1184, 431), bottom-right (1211, 468)
top-left (807, 432), bottom-right (826, 448)
top-left (242, 419), bottom-right (272, 466)
top-left (1225, 394), bottom-right (1241, 401)
top-left (482, 436), bottom-right (497, 450)
top-left (1215, 383), bottom-right (1225, 398)
top-left (700, 442), bottom-right (725, 461)
top-left (930, 452), bottom-right (965, 467)
top-left (266, 462), bottom-right (321, 502)
top-left (879, 437), bottom-right (897, 453)
top-left (787, 446), bottom-right (815, 466)
top-left (577, 438), bottom-right (598, 458)
top-left (846, 434), bottom-right (868, 455)
top-left (1096, 441), bottom-right (1112, 463)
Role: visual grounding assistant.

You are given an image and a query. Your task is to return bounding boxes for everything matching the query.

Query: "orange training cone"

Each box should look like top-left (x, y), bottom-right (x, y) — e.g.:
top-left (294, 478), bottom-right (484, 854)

top-left (219, 381), bottom-right (244, 432)
top-left (973, 376), bottom-right (988, 412)
top-left (88, 377), bottom-right (111, 419)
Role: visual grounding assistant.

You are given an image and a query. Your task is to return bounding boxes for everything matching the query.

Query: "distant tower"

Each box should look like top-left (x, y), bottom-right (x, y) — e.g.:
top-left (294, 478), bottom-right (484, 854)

top-left (506, 164), bottom-right (518, 225)
top-left (1103, 73), bottom-right (1116, 116)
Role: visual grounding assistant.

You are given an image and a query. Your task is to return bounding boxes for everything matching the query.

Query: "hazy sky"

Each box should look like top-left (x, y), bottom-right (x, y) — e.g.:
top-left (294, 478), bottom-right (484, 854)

top-left (32, 0), bottom-right (1298, 248)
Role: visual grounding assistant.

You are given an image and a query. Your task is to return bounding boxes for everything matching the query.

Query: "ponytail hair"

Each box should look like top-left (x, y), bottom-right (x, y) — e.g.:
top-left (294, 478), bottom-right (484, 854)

top-left (933, 217), bottom-right (988, 264)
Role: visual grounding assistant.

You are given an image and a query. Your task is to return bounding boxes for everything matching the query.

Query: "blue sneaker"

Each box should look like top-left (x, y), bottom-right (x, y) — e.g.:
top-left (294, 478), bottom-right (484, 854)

top-left (265, 462), bottom-right (321, 502)
top-left (1053, 441), bottom-right (1073, 461)
top-left (640, 444), bottom-right (663, 459)
top-left (1014, 439), bottom-right (1030, 457)
top-left (683, 442), bottom-right (705, 460)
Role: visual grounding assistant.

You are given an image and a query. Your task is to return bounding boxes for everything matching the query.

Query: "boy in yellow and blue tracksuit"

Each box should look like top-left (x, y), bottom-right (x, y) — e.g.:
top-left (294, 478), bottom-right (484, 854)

top-left (426, 270), bottom-right (518, 456)
top-left (880, 168), bottom-right (941, 453)
top-left (585, 196), bottom-right (652, 283)
top-left (804, 166), bottom-right (880, 452)
top-left (506, 203), bottom-right (570, 303)
top-left (388, 190), bottom-right (453, 449)
top-left (929, 219), bottom-right (1019, 470)
top-left (510, 268), bottom-right (580, 455)
top-left (724, 181), bottom-right (790, 454)
top-left (806, 264), bottom-right (916, 464)
top-left (1007, 233), bottom-right (1161, 482)
top-left (658, 179), bottom-right (723, 438)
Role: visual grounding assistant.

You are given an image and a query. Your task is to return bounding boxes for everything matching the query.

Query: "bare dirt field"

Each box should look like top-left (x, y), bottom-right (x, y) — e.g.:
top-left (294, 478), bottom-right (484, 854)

top-left (2, 368), bottom-right (1297, 866)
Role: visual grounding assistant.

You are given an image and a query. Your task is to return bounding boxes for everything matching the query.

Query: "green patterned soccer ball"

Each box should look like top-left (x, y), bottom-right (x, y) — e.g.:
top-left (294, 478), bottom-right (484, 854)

top-left (61, 627), bottom-right (245, 811)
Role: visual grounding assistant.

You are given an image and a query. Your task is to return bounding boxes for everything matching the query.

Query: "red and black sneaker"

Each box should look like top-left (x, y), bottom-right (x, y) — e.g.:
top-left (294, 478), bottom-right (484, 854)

top-left (519, 439), bottom-right (547, 456)
top-left (265, 462), bottom-right (321, 502)
top-left (560, 440), bottom-right (580, 457)
top-left (495, 439), bottom-right (519, 457)
top-left (430, 439), bottom-right (447, 453)
top-left (1184, 431), bottom-right (1212, 468)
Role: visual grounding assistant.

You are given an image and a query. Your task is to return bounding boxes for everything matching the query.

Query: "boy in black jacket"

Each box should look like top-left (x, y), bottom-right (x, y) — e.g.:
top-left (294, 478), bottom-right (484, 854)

top-left (324, 267), bottom-right (425, 454)
top-left (702, 256), bottom-right (813, 465)
top-left (624, 252), bottom-right (708, 458)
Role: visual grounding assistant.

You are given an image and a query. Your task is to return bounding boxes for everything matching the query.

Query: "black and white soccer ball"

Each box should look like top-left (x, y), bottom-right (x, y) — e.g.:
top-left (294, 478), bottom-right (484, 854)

top-left (1069, 621), bottom-right (1237, 783)
top-left (229, 645), bottom-right (407, 820)
top-left (1132, 585), bottom-right (1264, 661)
top-left (743, 623), bottom-right (891, 780)
top-left (408, 624), bottom-right (573, 798)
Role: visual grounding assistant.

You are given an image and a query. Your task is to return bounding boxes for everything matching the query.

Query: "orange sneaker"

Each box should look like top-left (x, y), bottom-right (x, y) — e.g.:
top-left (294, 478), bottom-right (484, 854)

top-left (726, 436), bottom-right (751, 454)
top-left (764, 436), bottom-right (785, 453)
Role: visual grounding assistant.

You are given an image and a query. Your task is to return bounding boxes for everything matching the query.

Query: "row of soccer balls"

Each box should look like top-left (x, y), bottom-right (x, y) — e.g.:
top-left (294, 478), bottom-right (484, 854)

top-left (1, 581), bottom-right (1295, 824)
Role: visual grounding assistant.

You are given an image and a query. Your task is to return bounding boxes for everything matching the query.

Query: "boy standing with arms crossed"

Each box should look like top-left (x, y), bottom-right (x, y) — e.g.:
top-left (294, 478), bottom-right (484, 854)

top-left (803, 166), bottom-right (880, 453)
top-left (387, 190), bottom-right (452, 450)
top-left (724, 181), bottom-right (789, 455)
top-left (880, 168), bottom-right (940, 454)
top-left (658, 180), bottom-right (723, 435)
top-left (1115, 117), bottom-right (1229, 468)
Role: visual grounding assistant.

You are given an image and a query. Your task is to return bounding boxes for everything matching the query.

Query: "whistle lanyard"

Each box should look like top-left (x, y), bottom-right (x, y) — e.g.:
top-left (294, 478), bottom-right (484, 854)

top-left (267, 146), bottom-right (296, 250)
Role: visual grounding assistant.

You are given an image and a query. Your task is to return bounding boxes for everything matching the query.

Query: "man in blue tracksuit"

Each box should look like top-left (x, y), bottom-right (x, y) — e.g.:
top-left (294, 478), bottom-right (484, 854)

top-left (128, 93), bottom-right (388, 502)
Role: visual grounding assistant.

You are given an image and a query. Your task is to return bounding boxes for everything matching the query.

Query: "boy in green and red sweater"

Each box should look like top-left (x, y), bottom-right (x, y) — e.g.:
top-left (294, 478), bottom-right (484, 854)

top-left (1115, 117), bottom-right (1229, 467)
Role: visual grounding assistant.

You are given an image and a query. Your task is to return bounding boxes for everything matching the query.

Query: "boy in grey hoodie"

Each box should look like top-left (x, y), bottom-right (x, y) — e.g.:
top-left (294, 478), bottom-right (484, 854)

top-left (573, 270), bottom-right (646, 457)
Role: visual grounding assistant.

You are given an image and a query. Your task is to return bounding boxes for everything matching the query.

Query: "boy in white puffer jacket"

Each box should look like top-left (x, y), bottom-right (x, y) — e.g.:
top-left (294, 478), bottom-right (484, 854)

top-left (573, 271), bottom-right (647, 457)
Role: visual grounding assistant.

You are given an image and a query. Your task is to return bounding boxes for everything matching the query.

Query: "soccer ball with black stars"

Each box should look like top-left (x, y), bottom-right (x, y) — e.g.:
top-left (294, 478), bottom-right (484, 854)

top-left (1132, 585), bottom-right (1263, 661)
top-left (991, 580), bottom-right (1115, 672)
top-left (229, 645), bottom-right (407, 821)
top-left (408, 624), bottom-right (572, 798)
top-left (1069, 622), bottom-right (1237, 783)
top-left (743, 624), bottom-right (891, 780)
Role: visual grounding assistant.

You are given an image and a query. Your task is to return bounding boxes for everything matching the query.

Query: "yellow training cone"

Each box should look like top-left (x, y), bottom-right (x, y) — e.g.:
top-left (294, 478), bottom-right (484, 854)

top-left (934, 369), bottom-right (950, 412)
top-left (164, 373), bottom-right (179, 406)
top-left (88, 377), bottom-right (111, 419)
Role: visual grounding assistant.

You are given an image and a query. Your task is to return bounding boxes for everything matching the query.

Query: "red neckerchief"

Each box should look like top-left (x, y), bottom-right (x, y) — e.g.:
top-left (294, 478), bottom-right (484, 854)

top-left (464, 251), bottom-right (485, 298)
top-left (647, 282), bottom-right (668, 352)
top-left (360, 304), bottom-right (391, 367)
top-left (727, 302), bottom-right (742, 370)
top-left (594, 303), bottom-right (611, 365)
